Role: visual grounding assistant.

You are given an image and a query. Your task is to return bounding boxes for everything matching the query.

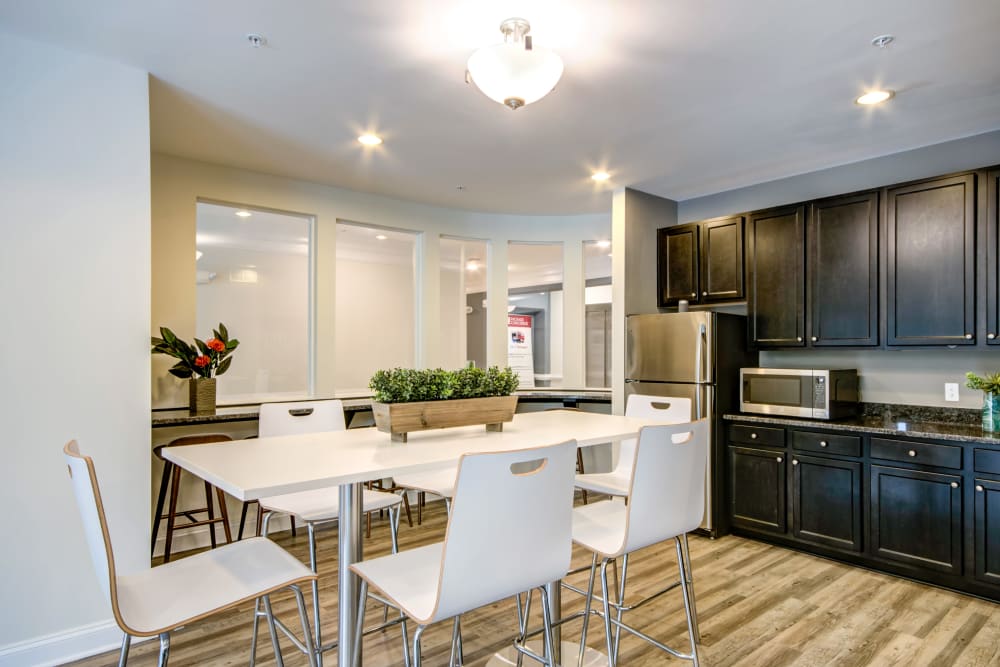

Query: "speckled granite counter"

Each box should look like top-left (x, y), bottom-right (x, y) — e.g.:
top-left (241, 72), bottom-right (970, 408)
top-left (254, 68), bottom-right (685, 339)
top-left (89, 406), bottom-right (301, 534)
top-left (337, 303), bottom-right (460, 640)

top-left (152, 390), bottom-right (611, 427)
top-left (724, 402), bottom-right (1000, 445)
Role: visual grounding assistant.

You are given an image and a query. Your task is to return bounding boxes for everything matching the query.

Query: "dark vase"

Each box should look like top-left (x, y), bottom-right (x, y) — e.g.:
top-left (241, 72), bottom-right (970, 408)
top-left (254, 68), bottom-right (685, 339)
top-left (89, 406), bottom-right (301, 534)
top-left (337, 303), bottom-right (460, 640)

top-left (189, 377), bottom-right (217, 414)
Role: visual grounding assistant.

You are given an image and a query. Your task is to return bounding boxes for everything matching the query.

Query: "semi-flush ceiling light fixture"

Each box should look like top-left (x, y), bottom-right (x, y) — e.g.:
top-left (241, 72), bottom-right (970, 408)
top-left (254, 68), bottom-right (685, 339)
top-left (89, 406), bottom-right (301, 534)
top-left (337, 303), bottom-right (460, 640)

top-left (466, 17), bottom-right (564, 110)
top-left (358, 133), bottom-right (383, 146)
top-left (235, 210), bottom-right (252, 218)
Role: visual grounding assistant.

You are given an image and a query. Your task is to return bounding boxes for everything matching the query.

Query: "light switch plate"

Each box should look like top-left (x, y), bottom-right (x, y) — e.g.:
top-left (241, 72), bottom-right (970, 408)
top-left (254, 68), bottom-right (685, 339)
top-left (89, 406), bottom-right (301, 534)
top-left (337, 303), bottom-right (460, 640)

top-left (945, 383), bottom-right (960, 402)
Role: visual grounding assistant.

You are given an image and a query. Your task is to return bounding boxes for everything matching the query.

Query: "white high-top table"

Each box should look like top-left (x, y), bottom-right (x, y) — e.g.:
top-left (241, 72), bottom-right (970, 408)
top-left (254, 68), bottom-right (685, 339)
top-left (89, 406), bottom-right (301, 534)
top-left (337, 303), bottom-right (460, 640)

top-left (163, 409), bottom-right (660, 667)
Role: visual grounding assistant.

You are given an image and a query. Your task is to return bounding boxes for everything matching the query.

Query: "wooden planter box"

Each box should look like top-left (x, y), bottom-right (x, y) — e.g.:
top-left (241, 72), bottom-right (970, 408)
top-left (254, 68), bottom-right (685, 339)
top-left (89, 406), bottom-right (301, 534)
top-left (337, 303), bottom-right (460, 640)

top-left (372, 395), bottom-right (519, 442)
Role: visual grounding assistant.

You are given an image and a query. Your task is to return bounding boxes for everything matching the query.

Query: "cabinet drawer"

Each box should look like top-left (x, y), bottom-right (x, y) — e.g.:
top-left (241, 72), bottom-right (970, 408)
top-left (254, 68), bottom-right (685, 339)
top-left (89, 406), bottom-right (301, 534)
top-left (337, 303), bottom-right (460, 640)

top-left (729, 424), bottom-right (784, 448)
top-left (792, 431), bottom-right (861, 457)
top-left (974, 449), bottom-right (1000, 475)
top-left (870, 438), bottom-right (962, 470)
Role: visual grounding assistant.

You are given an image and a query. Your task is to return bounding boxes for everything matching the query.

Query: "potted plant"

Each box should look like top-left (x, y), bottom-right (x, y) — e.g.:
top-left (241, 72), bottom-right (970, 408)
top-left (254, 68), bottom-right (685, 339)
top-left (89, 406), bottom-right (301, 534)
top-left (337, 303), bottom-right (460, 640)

top-left (151, 323), bottom-right (239, 414)
top-left (369, 366), bottom-right (520, 442)
top-left (966, 371), bottom-right (1000, 432)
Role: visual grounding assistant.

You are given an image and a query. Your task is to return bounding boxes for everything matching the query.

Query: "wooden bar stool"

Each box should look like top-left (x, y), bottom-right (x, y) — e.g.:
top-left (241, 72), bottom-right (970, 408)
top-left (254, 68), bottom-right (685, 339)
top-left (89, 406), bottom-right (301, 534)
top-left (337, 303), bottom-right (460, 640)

top-left (151, 434), bottom-right (234, 562)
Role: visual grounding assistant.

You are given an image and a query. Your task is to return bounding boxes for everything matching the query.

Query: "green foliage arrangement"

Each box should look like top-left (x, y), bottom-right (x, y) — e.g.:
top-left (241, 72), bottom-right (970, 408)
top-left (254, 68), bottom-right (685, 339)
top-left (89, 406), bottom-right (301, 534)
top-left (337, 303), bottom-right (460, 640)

top-left (369, 366), bottom-right (520, 403)
top-left (151, 323), bottom-right (239, 379)
top-left (966, 371), bottom-right (1000, 395)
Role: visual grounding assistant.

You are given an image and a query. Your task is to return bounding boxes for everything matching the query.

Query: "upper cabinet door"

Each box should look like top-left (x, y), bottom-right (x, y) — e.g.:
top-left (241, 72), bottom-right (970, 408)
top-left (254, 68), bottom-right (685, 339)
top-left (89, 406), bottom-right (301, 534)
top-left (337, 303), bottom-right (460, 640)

top-left (747, 205), bottom-right (806, 347)
top-left (886, 174), bottom-right (976, 346)
top-left (808, 192), bottom-right (879, 347)
top-left (657, 223), bottom-right (700, 307)
top-left (699, 216), bottom-right (745, 302)
top-left (986, 170), bottom-right (1000, 345)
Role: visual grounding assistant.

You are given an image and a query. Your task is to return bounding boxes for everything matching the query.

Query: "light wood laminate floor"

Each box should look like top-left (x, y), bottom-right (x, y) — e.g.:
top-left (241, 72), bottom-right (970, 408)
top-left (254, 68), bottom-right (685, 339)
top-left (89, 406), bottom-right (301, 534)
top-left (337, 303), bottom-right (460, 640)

top-left (69, 499), bottom-right (1000, 666)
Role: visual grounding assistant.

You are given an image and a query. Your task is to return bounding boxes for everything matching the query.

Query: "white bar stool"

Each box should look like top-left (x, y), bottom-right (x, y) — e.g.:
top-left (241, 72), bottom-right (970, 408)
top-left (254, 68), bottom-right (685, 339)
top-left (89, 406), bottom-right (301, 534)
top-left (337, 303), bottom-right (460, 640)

top-left (573, 420), bottom-right (709, 666)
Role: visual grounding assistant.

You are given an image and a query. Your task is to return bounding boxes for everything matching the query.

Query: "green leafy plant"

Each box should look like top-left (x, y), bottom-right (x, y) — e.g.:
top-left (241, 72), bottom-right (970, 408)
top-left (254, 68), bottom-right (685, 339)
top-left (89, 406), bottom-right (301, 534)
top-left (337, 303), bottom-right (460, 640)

top-left (369, 366), bottom-right (519, 403)
top-left (151, 323), bottom-right (239, 379)
top-left (966, 371), bottom-right (1000, 395)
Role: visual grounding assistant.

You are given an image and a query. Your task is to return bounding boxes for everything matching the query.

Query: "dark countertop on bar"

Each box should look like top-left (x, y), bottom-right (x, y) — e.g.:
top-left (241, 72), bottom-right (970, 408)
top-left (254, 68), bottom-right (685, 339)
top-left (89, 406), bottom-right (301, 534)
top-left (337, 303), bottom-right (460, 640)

top-left (152, 389), bottom-right (612, 427)
top-left (724, 402), bottom-right (1000, 445)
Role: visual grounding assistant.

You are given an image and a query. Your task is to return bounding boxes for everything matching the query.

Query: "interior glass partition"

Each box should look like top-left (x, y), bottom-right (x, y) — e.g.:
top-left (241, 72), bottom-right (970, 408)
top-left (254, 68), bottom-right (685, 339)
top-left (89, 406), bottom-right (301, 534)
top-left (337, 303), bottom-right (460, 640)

top-left (334, 221), bottom-right (417, 392)
top-left (440, 236), bottom-right (489, 369)
top-left (195, 201), bottom-right (312, 401)
top-left (508, 241), bottom-right (564, 388)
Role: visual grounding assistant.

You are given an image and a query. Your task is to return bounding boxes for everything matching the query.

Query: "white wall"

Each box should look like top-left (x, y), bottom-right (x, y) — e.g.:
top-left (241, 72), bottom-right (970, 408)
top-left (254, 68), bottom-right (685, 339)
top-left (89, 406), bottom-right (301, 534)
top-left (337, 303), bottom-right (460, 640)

top-left (676, 130), bottom-right (1000, 409)
top-left (0, 34), bottom-right (151, 664)
top-left (151, 154), bottom-right (611, 406)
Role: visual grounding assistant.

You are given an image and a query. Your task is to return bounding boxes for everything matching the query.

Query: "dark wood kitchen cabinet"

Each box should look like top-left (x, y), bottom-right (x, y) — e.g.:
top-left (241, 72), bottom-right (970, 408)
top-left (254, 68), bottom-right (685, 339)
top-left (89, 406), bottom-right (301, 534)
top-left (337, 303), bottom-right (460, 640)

top-left (657, 224), bottom-right (699, 307)
top-left (870, 465), bottom-right (962, 574)
top-left (729, 445), bottom-right (786, 534)
top-left (985, 169), bottom-right (1000, 345)
top-left (657, 216), bottom-right (745, 307)
top-left (807, 191), bottom-right (879, 347)
top-left (791, 453), bottom-right (863, 552)
top-left (747, 205), bottom-right (805, 347)
top-left (886, 173), bottom-right (977, 346)
top-left (974, 477), bottom-right (1000, 585)
top-left (700, 215), bottom-right (745, 302)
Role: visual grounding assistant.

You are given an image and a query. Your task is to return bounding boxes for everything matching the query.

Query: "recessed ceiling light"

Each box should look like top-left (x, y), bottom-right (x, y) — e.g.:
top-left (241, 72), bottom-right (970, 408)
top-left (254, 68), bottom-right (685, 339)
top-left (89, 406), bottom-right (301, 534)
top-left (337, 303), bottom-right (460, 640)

top-left (358, 134), bottom-right (383, 146)
top-left (246, 33), bottom-right (267, 48)
top-left (596, 240), bottom-right (611, 249)
top-left (375, 234), bottom-right (388, 240)
top-left (871, 34), bottom-right (894, 49)
top-left (235, 210), bottom-right (252, 218)
top-left (591, 171), bottom-right (611, 182)
top-left (856, 90), bottom-right (895, 105)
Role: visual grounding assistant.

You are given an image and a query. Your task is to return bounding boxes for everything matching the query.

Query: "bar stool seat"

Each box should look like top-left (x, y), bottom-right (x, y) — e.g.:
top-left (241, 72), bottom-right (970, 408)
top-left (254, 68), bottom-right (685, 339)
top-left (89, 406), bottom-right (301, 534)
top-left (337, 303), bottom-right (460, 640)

top-left (151, 434), bottom-right (234, 562)
top-left (392, 466), bottom-right (458, 523)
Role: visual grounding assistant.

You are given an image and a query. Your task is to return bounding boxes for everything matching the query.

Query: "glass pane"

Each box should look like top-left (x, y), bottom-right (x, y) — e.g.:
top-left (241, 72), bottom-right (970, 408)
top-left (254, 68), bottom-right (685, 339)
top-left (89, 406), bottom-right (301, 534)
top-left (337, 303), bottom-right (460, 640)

top-left (440, 237), bottom-right (489, 369)
top-left (584, 240), bottom-right (613, 388)
top-left (335, 222), bottom-right (417, 391)
top-left (508, 242), bottom-right (564, 388)
top-left (196, 202), bottom-right (311, 401)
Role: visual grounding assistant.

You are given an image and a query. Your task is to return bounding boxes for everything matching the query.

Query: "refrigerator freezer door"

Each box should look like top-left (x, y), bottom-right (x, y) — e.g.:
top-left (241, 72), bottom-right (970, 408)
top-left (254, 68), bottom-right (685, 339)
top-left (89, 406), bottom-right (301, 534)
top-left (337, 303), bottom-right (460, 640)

top-left (624, 381), bottom-right (715, 531)
top-left (626, 313), bottom-right (714, 383)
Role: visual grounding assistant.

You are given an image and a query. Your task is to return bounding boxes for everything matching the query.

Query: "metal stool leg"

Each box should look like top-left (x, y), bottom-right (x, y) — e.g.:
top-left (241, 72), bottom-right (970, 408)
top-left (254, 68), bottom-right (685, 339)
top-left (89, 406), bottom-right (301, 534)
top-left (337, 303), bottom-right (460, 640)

top-left (676, 538), bottom-right (701, 666)
top-left (681, 533), bottom-right (701, 644)
top-left (117, 633), bottom-right (131, 667)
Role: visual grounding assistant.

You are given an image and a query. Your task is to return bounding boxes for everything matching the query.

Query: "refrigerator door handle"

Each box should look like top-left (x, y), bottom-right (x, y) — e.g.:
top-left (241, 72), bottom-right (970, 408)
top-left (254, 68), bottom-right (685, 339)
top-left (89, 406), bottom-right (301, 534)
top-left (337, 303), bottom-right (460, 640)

top-left (695, 323), bottom-right (706, 419)
top-left (624, 378), bottom-right (638, 383)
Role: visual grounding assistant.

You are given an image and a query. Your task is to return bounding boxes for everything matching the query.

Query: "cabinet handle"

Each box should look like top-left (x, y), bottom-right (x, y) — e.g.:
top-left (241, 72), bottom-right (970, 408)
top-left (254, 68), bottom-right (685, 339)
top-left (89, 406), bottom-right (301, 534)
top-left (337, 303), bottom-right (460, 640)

top-left (990, 334), bottom-right (997, 340)
top-left (691, 293), bottom-right (696, 298)
top-left (797, 336), bottom-right (803, 342)
top-left (777, 457), bottom-right (783, 463)
top-left (702, 291), bottom-right (708, 296)
top-left (966, 333), bottom-right (973, 340)
top-left (977, 485), bottom-right (985, 492)
top-left (750, 433), bottom-right (758, 439)
top-left (951, 482), bottom-right (959, 489)
top-left (792, 459), bottom-right (799, 466)
top-left (811, 336), bottom-right (818, 342)
top-left (819, 441), bottom-right (828, 447)
top-left (908, 450), bottom-right (917, 457)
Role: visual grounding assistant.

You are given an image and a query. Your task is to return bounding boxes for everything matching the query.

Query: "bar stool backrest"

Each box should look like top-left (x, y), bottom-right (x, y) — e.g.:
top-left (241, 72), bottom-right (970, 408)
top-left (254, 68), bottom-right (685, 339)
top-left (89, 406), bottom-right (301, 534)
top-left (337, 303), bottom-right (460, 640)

top-left (613, 394), bottom-right (692, 476)
top-left (258, 399), bottom-right (346, 437)
top-left (622, 420), bottom-right (709, 554)
top-left (429, 439), bottom-right (577, 623)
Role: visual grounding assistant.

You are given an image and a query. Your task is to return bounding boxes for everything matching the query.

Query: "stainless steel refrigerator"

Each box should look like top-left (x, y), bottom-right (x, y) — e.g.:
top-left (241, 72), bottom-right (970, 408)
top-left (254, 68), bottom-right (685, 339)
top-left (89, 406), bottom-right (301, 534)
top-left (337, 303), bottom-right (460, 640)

top-left (625, 312), bottom-right (757, 535)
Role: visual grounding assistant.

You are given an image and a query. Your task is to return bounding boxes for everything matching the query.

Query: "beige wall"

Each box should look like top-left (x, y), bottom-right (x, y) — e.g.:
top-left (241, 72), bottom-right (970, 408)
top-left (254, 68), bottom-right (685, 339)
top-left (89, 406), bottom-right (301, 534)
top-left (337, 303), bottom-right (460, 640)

top-left (151, 153), bottom-right (612, 408)
top-left (0, 35), bottom-right (151, 662)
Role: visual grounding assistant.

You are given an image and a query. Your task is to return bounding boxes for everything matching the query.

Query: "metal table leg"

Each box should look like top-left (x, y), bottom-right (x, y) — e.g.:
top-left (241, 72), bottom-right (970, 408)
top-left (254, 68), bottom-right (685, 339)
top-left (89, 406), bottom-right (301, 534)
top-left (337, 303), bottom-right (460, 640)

top-left (338, 482), bottom-right (364, 667)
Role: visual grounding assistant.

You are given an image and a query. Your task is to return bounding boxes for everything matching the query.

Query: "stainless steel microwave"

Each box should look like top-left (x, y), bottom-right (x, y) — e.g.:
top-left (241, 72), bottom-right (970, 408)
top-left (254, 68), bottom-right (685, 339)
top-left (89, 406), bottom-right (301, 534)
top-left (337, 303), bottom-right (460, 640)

top-left (740, 368), bottom-right (859, 420)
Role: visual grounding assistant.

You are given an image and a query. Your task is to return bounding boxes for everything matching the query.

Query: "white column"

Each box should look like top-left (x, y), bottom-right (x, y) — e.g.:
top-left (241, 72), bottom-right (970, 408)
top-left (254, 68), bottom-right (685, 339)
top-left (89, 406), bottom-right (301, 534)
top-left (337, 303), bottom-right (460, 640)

top-left (562, 241), bottom-right (585, 388)
top-left (416, 232), bottom-right (441, 369)
top-left (486, 239), bottom-right (509, 368)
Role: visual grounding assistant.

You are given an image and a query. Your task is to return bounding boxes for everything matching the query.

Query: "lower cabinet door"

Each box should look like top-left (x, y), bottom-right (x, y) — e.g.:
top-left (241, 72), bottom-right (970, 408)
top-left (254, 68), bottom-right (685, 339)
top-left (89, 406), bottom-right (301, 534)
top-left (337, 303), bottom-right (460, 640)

top-left (730, 445), bottom-right (787, 534)
top-left (870, 465), bottom-right (962, 574)
top-left (974, 478), bottom-right (1000, 585)
top-left (791, 454), bottom-right (862, 552)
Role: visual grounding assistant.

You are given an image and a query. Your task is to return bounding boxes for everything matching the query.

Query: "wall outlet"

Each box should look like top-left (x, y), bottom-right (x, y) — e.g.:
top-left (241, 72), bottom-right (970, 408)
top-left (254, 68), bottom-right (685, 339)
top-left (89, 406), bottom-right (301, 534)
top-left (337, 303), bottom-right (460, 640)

top-left (945, 383), bottom-right (960, 402)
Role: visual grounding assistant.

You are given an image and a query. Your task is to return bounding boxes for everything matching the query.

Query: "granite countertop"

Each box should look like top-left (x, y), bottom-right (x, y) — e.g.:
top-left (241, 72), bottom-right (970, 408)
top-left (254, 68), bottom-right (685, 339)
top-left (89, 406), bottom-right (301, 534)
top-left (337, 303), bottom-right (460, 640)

top-left (152, 389), bottom-right (611, 426)
top-left (724, 403), bottom-right (1000, 445)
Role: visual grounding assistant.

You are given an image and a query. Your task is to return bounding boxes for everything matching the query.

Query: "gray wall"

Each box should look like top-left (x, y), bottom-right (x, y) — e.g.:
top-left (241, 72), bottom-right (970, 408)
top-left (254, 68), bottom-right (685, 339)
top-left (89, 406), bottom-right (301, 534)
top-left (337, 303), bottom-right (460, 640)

top-left (674, 129), bottom-right (1000, 409)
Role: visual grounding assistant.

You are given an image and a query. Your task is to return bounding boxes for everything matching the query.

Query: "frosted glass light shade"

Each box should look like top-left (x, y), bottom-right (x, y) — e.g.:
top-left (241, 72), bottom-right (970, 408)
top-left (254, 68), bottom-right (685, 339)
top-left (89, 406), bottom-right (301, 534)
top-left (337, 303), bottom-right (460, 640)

top-left (467, 43), bottom-right (564, 109)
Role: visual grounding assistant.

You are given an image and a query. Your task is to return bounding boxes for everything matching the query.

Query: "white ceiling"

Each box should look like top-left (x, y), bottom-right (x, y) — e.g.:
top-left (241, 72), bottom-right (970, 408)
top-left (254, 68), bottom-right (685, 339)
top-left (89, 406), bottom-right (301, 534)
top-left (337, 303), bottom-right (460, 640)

top-left (3, 1), bottom-right (999, 214)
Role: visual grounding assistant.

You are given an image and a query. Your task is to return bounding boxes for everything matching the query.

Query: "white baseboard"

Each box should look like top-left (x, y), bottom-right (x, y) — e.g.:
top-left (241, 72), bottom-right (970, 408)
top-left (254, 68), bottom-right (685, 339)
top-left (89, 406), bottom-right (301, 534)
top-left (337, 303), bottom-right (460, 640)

top-left (0, 619), bottom-right (151, 667)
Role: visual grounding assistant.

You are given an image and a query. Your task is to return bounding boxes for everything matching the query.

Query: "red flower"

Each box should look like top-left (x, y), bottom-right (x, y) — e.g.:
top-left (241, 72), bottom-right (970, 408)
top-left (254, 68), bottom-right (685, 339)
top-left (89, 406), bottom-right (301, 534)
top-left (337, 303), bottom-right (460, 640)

top-left (206, 338), bottom-right (225, 352)
top-left (194, 355), bottom-right (211, 368)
